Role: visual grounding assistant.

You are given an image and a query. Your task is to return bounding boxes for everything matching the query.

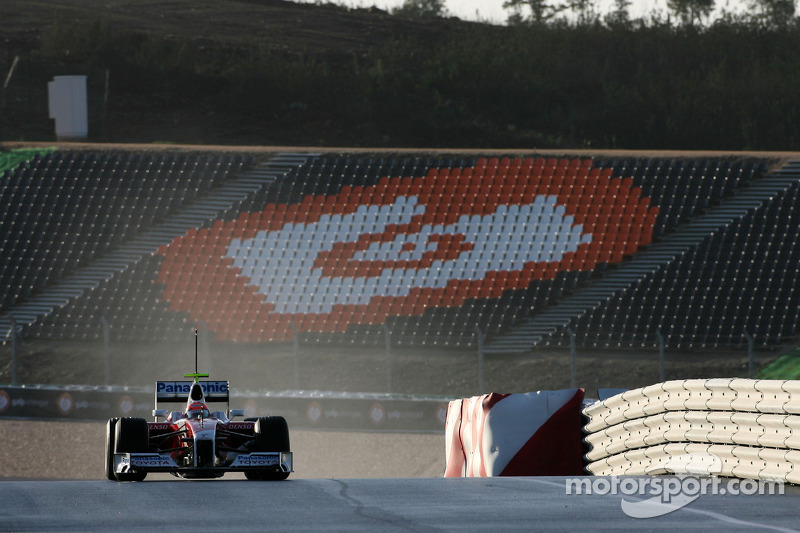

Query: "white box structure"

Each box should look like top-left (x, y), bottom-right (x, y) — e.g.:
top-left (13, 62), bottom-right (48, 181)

top-left (48, 75), bottom-right (88, 140)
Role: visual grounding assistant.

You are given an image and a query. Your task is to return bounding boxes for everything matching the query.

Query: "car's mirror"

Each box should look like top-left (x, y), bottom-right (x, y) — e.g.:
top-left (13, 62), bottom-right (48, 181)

top-left (152, 409), bottom-right (168, 420)
top-left (229, 409), bottom-right (245, 420)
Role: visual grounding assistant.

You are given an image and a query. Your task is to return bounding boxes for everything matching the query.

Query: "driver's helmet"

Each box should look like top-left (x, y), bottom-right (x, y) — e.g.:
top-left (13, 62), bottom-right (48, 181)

top-left (186, 401), bottom-right (210, 419)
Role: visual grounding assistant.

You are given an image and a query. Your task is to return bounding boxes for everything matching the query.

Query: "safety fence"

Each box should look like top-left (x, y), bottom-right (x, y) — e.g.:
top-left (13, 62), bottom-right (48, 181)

top-left (0, 384), bottom-right (449, 433)
top-left (583, 379), bottom-right (800, 483)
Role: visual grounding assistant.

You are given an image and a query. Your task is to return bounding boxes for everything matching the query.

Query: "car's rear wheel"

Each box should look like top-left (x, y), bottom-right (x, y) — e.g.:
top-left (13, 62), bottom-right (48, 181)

top-left (244, 416), bottom-right (291, 481)
top-left (114, 417), bottom-right (149, 482)
top-left (104, 417), bottom-right (120, 481)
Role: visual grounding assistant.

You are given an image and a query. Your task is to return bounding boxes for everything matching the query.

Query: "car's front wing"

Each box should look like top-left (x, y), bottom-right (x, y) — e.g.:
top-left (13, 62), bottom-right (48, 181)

top-left (114, 451), bottom-right (293, 476)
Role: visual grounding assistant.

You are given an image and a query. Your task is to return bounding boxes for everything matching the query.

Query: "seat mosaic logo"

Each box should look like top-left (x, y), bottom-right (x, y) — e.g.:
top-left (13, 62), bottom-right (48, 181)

top-left (156, 158), bottom-right (659, 341)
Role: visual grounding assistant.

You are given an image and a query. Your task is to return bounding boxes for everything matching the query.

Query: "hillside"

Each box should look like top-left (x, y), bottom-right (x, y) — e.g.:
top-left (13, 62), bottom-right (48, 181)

top-left (4, 0), bottom-right (800, 149)
top-left (0, 0), bottom-right (485, 146)
top-left (0, 0), bottom-right (458, 56)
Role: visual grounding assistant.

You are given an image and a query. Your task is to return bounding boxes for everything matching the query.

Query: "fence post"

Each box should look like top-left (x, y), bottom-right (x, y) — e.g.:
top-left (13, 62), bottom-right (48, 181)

top-left (1, 56), bottom-right (20, 140)
top-left (383, 324), bottom-right (392, 394)
top-left (744, 331), bottom-right (755, 379)
top-left (10, 315), bottom-right (18, 385)
top-left (475, 326), bottom-right (484, 394)
top-left (290, 323), bottom-right (299, 389)
top-left (657, 329), bottom-right (665, 382)
top-left (567, 327), bottom-right (576, 388)
top-left (101, 316), bottom-right (111, 386)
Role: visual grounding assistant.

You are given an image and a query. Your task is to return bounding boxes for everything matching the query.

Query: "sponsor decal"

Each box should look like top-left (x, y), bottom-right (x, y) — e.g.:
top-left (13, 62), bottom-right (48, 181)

top-left (0, 390), bottom-right (9, 414)
top-left (325, 409), bottom-right (361, 420)
top-left (370, 403), bottom-right (386, 425)
top-left (57, 392), bottom-right (74, 415)
top-left (156, 381), bottom-right (191, 395)
top-left (387, 409), bottom-right (423, 420)
top-left (156, 159), bottom-right (658, 341)
top-left (306, 401), bottom-right (322, 425)
top-left (227, 422), bottom-right (254, 431)
top-left (118, 395), bottom-right (134, 415)
top-left (198, 381), bottom-right (229, 394)
top-left (156, 381), bottom-right (229, 396)
top-left (233, 454), bottom-right (280, 467)
top-left (75, 401), bottom-right (111, 410)
top-left (130, 454), bottom-right (176, 468)
top-left (12, 398), bottom-right (48, 408)
top-left (148, 423), bottom-right (172, 431)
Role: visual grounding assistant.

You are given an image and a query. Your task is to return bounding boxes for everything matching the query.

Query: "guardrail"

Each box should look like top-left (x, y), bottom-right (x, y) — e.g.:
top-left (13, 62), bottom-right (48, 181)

top-left (0, 384), bottom-right (449, 433)
top-left (583, 379), bottom-right (800, 484)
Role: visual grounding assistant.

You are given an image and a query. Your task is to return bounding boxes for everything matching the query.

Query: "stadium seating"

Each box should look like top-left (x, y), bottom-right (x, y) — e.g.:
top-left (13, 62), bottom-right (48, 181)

top-left (569, 174), bottom-right (799, 349)
top-left (3, 150), bottom-right (798, 352)
top-left (0, 150), bottom-right (252, 314)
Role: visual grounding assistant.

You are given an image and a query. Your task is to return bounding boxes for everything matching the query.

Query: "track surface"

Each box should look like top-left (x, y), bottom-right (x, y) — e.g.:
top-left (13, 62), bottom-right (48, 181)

top-left (2, 477), bottom-right (800, 532)
top-left (5, 420), bottom-right (800, 531)
top-left (0, 420), bottom-right (444, 480)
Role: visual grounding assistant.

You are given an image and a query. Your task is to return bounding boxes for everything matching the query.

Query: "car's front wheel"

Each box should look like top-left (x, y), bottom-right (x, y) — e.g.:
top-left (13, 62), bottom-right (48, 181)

top-left (104, 417), bottom-right (120, 480)
top-left (114, 417), bottom-right (149, 482)
top-left (244, 416), bottom-right (291, 481)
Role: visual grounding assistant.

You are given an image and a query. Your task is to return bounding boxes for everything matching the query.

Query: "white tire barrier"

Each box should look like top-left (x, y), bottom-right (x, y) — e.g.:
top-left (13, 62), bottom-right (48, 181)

top-left (585, 379), bottom-right (800, 433)
top-left (444, 389), bottom-right (585, 477)
top-left (587, 442), bottom-right (800, 484)
top-left (585, 411), bottom-right (800, 462)
top-left (583, 379), bottom-right (800, 484)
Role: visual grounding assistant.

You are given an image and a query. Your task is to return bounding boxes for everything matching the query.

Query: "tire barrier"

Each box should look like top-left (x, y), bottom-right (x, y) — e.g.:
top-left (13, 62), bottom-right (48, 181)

top-left (0, 385), bottom-right (448, 433)
top-left (585, 442), bottom-right (800, 484)
top-left (444, 389), bottom-right (585, 477)
top-left (583, 379), bottom-right (800, 483)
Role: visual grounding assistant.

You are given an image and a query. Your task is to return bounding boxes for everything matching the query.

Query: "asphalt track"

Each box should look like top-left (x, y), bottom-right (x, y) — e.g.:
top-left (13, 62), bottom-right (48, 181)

top-left (2, 477), bottom-right (800, 532)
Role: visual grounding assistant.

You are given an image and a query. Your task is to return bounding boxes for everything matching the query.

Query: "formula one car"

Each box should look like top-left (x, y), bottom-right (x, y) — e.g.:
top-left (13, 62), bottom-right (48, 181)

top-left (104, 373), bottom-right (292, 481)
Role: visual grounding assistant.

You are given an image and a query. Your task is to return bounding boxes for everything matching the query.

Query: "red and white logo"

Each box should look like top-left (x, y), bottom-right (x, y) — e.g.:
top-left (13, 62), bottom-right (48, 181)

top-left (370, 403), bottom-right (386, 425)
top-left (0, 390), bottom-right (9, 414)
top-left (57, 392), bottom-right (74, 415)
top-left (118, 395), bottom-right (134, 415)
top-left (306, 401), bottom-right (323, 425)
top-left (156, 159), bottom-right (657, 341)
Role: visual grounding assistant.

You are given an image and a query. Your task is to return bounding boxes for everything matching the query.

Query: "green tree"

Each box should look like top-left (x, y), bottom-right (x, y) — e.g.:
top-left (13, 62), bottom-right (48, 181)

top-left (748, 0), bottom-right (796, 27)
top-left (605, 0), bottom-right (632, 27)
top-left (667, 0), bottom-right (715, 25)
top-left (503, 0), bottom-right (598, 25)
top-left (392, 0), bottom-right (448, 17)
top-left (503, 0), bottom-right (567, 24)
top-left (567, 0), bottom-right (599, 25)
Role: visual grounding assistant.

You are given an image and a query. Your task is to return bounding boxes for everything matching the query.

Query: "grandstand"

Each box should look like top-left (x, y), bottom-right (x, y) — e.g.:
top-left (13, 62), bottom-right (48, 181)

top-left (1, 148), bottom-right (798, 357)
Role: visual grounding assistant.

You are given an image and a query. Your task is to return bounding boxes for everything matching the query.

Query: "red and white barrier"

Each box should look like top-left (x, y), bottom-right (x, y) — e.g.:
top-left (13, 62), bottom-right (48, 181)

top-left (444, 389), bottom-right (585, 477)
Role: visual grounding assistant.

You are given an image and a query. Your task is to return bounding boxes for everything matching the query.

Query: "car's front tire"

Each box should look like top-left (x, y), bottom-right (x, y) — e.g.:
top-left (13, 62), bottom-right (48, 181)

top-left (114, 417), bottom-right (149, 482)
top-left (104, 417), bottom-right (120, 480)
top-left (244, 416), bottom-right (291, 481)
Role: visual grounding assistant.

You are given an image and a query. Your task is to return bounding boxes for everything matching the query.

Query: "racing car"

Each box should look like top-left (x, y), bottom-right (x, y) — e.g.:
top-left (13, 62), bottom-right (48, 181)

top-left (104, 372), bottom-right (292, 481)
